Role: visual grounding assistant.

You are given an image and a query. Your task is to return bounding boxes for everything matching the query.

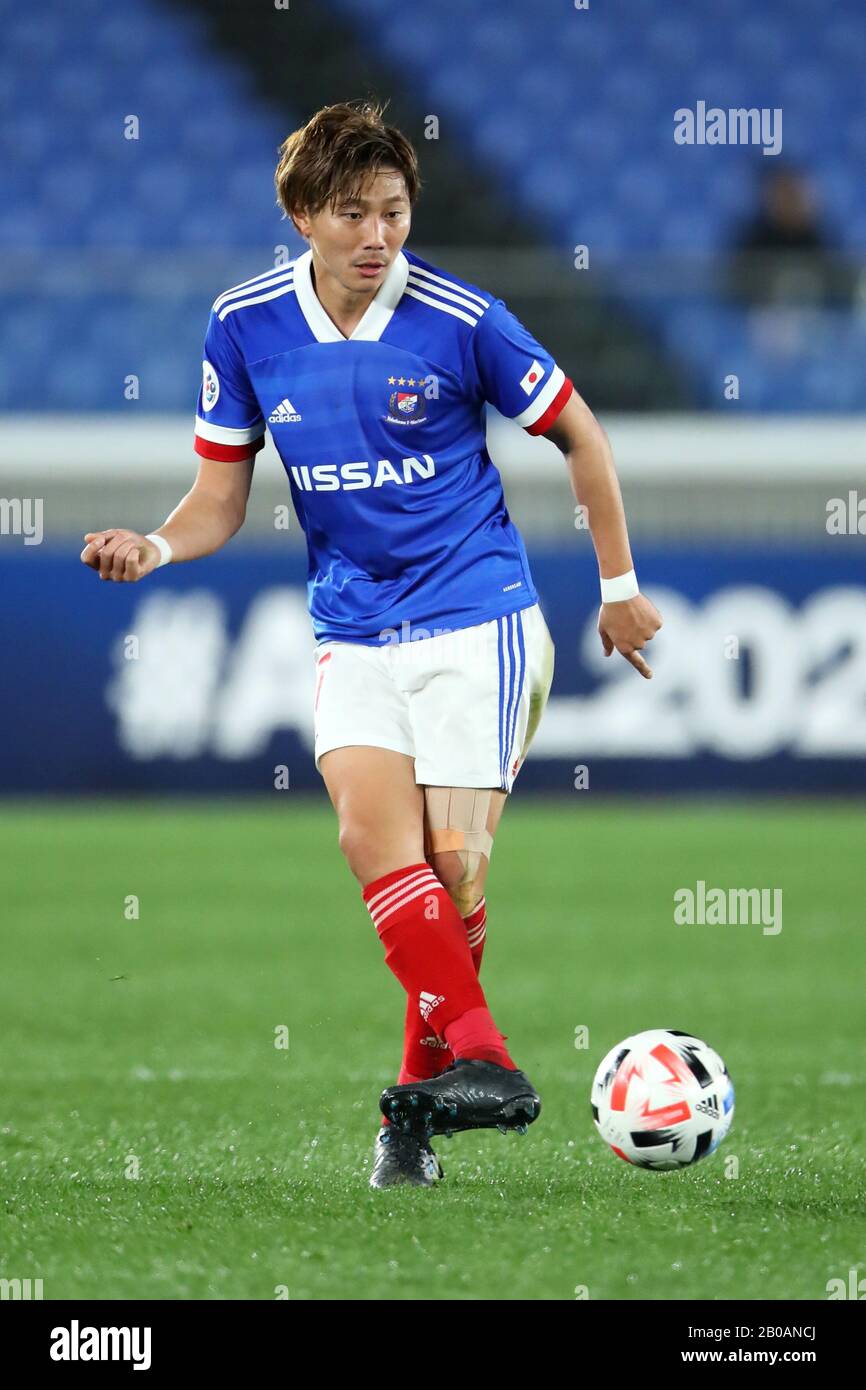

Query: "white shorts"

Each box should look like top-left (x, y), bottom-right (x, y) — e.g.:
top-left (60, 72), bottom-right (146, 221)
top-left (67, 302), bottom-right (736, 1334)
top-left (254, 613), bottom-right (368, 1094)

top-left (313, 602), bottom-right (555, 791)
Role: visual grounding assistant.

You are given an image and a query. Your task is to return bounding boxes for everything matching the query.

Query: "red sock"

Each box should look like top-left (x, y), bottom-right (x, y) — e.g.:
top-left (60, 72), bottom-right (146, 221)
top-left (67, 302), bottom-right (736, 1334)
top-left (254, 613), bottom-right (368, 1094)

top-left (402, 898), bottom-right (488, 1073)
top-left (464, 896), bottom-right (487, 973)
top-left (397, 994), bottom-right (453, 1081)
top-left (443, 897), bottom-right (511, 1066)
top-left (381, 897), bottom-right (490, 1125)
top-left (363, 866), bottom-right (513, 1071)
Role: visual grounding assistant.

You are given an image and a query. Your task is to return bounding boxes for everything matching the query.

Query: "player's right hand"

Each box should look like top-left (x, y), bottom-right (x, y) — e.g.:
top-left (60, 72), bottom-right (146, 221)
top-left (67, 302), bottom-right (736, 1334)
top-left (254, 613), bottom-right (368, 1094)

top-left (80, 529), bottom-right (161, 582)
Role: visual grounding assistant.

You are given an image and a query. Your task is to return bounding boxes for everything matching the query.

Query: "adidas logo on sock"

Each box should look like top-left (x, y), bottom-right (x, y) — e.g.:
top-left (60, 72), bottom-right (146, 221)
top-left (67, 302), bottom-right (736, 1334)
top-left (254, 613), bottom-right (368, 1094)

top-left (419, 991), bottom-right (445, 1022)
top-left (268, 397), bottom-right (302, 423)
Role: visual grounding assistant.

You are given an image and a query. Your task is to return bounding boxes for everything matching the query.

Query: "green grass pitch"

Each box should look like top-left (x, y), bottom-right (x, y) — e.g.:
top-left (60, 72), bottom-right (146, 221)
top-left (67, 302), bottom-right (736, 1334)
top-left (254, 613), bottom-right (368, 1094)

top-left (1, 797), bottom-right (863, 1301)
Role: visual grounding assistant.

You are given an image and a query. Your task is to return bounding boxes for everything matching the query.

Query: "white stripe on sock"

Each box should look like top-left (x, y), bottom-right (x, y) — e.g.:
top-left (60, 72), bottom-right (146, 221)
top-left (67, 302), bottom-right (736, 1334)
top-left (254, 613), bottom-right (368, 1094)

top-left (366, 867), bottom-right (438, 915)
top-left (370, 879), bottom-right (443, 928)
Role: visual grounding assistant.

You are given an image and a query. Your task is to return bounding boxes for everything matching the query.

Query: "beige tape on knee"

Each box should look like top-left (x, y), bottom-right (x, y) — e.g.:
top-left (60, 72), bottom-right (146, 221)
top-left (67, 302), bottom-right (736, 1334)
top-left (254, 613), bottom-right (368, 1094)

top-left (424, 787), bottom-right (494, 871)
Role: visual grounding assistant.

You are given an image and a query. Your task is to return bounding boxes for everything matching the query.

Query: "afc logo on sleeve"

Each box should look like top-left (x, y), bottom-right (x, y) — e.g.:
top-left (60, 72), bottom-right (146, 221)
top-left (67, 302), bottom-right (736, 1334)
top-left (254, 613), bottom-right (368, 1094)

top-left (519, 359), bottom-right (545, 395)
top-left (202, 360), bottom-right (219, 411)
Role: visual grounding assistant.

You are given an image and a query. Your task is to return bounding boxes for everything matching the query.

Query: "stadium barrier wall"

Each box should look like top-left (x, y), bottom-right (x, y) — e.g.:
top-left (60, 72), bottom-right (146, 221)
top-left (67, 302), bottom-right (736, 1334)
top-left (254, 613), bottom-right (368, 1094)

top-left (2, 545), bottom-right (864, 794)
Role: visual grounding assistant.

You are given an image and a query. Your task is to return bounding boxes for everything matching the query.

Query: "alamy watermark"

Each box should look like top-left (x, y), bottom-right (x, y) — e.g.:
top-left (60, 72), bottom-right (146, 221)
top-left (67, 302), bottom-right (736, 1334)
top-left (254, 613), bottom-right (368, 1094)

top-left (826, 491), bottom-right (866, 535)
top-left (377, 618), bottom-right (494, 668)
top-left (826, 1268), bottom-right (866, 1299)
top-left (0, 497), bottom-right (43, 544)
top-left (674, 881), bottom-right (782, 935)
top-left (50, 1322), bottom-right (151, 1369)
top-left (674, 102), bottom-right (782, 157)
top-left (1, 1276), bottom-right (43, 1300)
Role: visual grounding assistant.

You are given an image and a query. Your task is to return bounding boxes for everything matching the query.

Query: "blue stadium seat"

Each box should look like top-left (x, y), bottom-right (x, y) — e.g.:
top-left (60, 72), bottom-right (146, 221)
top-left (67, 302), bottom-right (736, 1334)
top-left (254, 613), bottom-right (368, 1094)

top-left (2, 0), bottom-right (864, 410)
top-left (327, 0), bottom-right (866, 410)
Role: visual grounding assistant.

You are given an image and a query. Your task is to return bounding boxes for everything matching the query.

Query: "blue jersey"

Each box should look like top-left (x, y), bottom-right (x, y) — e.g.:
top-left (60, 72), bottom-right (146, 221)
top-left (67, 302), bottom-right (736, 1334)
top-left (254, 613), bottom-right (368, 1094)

top-left (194, 247), bottom-right (573, 644)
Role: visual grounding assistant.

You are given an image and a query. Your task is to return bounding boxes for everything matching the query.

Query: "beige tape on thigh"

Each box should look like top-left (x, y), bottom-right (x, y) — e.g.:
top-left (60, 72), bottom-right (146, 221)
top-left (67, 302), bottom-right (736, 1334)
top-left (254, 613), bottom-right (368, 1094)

top-left (424, 787), bottom-right (494, 868)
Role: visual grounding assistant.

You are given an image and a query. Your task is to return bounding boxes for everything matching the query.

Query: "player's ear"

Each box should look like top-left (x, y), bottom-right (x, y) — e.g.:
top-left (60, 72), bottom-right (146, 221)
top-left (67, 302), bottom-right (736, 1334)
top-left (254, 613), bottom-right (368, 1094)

top-left (290, 207), bottom-right (310, 239)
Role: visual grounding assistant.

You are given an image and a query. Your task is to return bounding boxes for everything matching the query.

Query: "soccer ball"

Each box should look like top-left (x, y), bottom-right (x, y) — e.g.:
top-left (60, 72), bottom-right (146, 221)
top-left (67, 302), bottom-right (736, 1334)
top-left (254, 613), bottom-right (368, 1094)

top-left (590, 1028), bottom-right (734, 1170)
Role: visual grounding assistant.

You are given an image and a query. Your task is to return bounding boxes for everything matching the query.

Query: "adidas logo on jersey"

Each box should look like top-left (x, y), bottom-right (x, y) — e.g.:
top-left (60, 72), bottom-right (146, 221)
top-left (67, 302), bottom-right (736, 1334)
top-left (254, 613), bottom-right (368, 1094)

top-left (268, 397), bottom-right (302, 424)
top-left (419, 991), bottom-right (445, 1022)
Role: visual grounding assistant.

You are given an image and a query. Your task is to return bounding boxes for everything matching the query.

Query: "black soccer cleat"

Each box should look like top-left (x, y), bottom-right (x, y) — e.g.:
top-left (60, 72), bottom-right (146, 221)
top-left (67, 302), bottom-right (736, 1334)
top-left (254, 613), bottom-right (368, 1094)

top-left (369, 1124), bottom-right (444, 1188)
top-left (380, 1058), bottom-right (541, 1138)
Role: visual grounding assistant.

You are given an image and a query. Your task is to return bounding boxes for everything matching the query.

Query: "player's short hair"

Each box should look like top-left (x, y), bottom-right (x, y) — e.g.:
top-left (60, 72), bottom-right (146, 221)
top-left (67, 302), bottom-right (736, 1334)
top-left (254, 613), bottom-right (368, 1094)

top-left (275, 100), bottom-right (421, 225)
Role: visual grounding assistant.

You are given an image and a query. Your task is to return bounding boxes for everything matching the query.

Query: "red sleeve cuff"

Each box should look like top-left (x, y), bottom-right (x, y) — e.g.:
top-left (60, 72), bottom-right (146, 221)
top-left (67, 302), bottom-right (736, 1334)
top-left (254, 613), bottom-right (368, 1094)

top-left (524, 378), bottom-right (574, 436)
top-left (194, 433), bottom-right (265, 462)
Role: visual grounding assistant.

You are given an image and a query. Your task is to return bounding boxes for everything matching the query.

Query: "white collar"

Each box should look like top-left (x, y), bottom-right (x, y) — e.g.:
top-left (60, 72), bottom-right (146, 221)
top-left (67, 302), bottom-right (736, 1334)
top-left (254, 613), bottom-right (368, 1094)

top-left (293, 248), bottom-right (409, 343)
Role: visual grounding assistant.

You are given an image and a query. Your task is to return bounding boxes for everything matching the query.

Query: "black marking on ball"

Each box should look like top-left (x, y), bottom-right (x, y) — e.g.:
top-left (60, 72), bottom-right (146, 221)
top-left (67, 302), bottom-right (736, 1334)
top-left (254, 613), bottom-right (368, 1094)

top-left (687, 1129), bottom-right (715, 1164)
top-left (601, 1046), bottom-right (630, 1091)
top-left (677, 1043), bottom-right (714, 1088)
top-left (631, 1127), bottom-right (681, 1150)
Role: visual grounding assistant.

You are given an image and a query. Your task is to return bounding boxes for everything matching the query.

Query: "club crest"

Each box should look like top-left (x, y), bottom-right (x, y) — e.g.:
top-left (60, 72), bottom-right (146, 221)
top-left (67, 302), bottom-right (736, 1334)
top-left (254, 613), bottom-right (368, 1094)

top-left (384, 376), bottom-right (430, 426)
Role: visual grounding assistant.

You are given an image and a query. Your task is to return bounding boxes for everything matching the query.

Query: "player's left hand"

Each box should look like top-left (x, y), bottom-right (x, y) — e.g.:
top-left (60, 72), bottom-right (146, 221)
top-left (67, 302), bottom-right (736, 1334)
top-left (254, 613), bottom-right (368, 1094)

top-left (598, 594), bottom-right (663, 679)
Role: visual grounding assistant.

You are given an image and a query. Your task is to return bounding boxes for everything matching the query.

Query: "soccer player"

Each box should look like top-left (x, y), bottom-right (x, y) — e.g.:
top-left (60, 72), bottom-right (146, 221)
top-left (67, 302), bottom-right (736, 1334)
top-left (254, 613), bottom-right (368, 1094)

top-left (81, 101), bottom-right (662, 1188)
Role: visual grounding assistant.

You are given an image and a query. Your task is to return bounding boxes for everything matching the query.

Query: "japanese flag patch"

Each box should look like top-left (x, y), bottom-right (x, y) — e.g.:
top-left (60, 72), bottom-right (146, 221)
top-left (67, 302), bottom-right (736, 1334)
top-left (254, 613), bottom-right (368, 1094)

top-left (519, 359), bottom-right (545, 395)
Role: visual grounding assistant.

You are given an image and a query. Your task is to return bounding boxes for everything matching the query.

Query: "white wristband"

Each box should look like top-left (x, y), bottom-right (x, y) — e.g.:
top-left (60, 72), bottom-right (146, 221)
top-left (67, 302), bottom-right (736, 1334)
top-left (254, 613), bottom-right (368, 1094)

top-left (145, 533), bottom-right (173, 568)
top-left (600, 568), bottom-right (639, 603)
